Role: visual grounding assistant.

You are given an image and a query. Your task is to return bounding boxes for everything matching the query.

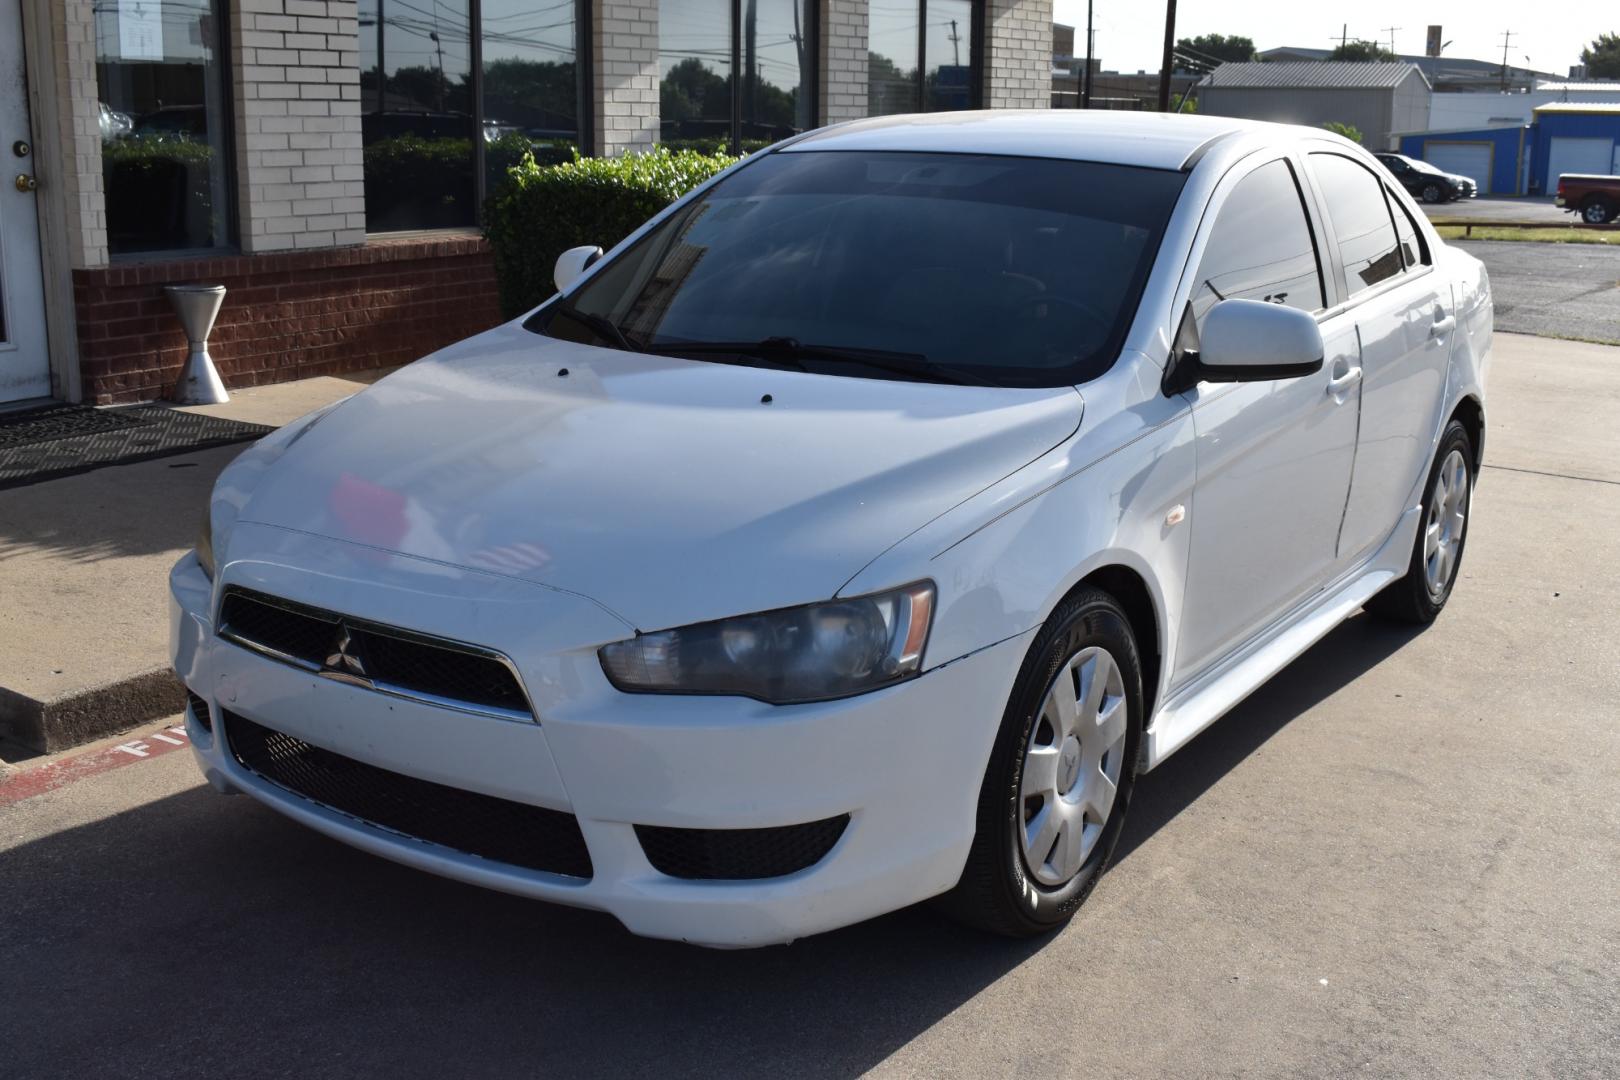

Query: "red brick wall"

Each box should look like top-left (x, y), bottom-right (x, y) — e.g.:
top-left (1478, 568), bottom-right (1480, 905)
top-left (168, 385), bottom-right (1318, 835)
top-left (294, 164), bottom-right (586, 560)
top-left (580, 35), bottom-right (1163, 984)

top-left (72, 235), bottom-right (503, 404)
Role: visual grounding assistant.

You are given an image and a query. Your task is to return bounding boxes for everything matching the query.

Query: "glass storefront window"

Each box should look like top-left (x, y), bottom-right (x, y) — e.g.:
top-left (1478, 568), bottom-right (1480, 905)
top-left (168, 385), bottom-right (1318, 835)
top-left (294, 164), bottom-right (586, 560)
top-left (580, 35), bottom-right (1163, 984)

top-left (482, 0), bottom-right (586, 191)
top-left (93, 0), bottom-right (233, 254)
top-left (660, 0), bottom-right (815, 154)
top-left (869, 0), bottom-right (980, 116)
top-left (359, 0), bottom-right (587, 233)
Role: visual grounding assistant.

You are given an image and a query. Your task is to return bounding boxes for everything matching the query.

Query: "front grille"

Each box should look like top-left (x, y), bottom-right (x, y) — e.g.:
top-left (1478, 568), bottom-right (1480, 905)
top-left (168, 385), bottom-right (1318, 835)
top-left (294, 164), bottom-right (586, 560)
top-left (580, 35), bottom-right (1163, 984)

top-left (224, 711), bottom-right (592, 879)
top-left (185, 689), bottom-right (212, 732)
top-left (635, 816), bottom-right (850, 880)
top-left (217, 588), bottom-right (531, 717)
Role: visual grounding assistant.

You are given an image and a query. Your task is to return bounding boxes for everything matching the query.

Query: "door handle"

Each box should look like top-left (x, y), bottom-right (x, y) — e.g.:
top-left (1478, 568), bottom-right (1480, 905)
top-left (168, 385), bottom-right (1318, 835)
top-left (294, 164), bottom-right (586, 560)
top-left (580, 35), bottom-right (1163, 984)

top-left (1325, 365), bottom-right (1362, 397)
top-left (1431, 315), bottom-right (1456, 337)
top-left (14, 173), bottom-right (37, 193)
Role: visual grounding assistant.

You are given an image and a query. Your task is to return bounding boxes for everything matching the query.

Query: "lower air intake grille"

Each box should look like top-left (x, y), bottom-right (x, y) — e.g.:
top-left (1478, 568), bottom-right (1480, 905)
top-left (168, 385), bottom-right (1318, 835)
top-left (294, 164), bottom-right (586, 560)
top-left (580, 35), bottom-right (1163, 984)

top-left (185, 690), bottom-right (212, 732)
top-left (224, 711), bottom-right (592, 879)
top-left (635, 815), bottom-right (850, 880)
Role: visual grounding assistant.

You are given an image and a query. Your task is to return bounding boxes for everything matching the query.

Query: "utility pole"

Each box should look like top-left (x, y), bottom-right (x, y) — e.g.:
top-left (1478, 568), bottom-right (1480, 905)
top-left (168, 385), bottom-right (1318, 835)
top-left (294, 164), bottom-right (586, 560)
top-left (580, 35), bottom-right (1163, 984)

top-left (948, 18), bottom-right (961, 66)
top-left (1340, 24), bottom-right (1349, 49)
top-left (1157, 0), bottom-right (1177, 112)
top-left (1498, 29), bottom-right (1515, 91)
top-left (1380, 26), bottom-right (1400, 55)
top-left (1082, 0), bottom-right (1093, 108)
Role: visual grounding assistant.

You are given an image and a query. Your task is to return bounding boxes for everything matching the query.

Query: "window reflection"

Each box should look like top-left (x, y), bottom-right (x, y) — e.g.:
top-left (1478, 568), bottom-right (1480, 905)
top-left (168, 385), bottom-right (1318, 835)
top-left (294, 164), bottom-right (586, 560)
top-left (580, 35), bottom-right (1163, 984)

top-left (93, 0), bottom-right (232, 253)
top-left (359, 0), bottom-right (477, 231)
top-left (660, 0), bottom-right (813, 153)
top-left (869, 0), bottom-right (979, 117)
top-left (482, 0), bottom-right (584, 193)
top-left (923, 0), bottom-right (973, 111)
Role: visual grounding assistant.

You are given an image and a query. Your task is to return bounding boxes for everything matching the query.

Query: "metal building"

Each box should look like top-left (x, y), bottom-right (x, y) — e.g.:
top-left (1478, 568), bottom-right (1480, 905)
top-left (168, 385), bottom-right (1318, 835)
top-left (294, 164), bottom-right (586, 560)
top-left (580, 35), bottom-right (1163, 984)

top-left (1197, 61), bottom-right (1431, 150)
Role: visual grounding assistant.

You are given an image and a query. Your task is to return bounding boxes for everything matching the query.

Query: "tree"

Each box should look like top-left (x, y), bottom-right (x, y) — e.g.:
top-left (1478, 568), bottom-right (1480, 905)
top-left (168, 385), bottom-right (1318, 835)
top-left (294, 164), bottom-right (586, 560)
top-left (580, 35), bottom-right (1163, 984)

top-left (1328, 40), bottom-right (1396, 62)
top-left (1581, 33), bottom-right (1620, 79)
top-left (1174, 34), bottom-right (1256, 66)
top-left (1321, 121), bottom-right (1363, 144)
top-left (1170, 92), bottom-right (1199, 113)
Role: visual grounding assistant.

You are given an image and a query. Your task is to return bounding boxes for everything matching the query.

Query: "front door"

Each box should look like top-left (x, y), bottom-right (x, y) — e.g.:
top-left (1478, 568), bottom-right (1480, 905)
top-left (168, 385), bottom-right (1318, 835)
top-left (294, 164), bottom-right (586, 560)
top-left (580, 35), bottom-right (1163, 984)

top-left (0, 0), bottom-right (50, 404)
top-left (1171, 155), bottom-right (1362, 684)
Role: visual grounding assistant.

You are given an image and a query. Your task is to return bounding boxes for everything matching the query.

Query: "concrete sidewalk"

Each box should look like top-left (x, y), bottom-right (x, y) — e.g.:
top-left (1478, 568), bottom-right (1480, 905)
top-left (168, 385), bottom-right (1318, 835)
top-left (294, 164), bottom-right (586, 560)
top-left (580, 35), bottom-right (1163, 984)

top-left (0, 369), bottom-right (391, 757)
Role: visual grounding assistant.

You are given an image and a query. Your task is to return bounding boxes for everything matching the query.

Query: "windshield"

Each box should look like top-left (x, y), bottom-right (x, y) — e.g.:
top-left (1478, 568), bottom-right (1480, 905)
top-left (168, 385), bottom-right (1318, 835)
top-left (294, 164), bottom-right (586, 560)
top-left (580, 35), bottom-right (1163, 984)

top-left (1405, 156), bottom-right (1445, 175)
top-left (531, 150), bottom-right (1187, 387)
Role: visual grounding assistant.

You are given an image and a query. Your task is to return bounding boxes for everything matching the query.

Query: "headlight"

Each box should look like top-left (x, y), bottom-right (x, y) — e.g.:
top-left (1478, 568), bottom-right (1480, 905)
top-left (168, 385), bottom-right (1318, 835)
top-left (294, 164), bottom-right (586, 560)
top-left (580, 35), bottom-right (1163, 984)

top-left (195, 506), bottom-right (216, 581)
top-left (599, 582), bottom-right (935, 704)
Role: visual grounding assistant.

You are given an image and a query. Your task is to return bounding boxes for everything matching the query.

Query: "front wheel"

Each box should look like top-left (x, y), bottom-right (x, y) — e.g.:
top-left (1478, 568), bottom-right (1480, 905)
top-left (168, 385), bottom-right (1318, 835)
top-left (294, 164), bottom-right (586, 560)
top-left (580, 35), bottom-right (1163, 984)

top-left (1421, 183), bottom-right (1444, 204)
top-left (1583, 198), bottom-right (1615, 225)
top-left (1367, 420), bottom-right (1475, 624)
top-left (936, 587), bottom-right (1142, 937)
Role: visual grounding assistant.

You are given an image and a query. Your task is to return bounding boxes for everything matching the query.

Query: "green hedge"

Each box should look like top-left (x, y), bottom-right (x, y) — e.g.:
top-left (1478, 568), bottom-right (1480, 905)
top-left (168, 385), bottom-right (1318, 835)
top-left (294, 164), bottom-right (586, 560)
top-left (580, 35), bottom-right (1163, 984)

top-left (482, 146), bottom-right (740, 319)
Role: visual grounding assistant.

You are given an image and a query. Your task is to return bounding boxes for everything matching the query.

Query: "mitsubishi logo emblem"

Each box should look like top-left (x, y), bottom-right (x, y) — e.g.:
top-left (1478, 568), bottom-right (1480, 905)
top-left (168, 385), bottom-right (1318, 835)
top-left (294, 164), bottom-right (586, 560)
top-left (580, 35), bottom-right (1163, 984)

top-left (320, 624), bottom-right (372, 688)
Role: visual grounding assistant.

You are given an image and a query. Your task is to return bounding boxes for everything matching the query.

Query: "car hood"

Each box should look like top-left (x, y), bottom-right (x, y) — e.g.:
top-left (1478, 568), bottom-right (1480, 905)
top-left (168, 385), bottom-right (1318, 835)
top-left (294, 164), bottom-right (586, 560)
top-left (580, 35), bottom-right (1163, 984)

top-left (232, 322), bottom-right (1084, 632)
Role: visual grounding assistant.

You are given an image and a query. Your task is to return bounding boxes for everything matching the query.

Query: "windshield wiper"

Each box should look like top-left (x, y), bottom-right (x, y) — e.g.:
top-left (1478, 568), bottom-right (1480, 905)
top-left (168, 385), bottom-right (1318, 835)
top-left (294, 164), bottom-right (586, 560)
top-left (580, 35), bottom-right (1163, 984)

top-left (549, 303), bottom-right (641, 352)
top-left (647, 337), bottom-right (1002, 386)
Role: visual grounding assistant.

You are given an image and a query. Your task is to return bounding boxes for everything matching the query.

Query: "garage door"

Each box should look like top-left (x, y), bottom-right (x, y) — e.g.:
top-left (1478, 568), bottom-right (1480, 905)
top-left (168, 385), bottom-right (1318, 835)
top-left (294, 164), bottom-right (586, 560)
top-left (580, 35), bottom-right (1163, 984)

top-left (1424, 143), bottom-right (1493, 194)
top-left (1545, 137), bottom-right (1614, 186)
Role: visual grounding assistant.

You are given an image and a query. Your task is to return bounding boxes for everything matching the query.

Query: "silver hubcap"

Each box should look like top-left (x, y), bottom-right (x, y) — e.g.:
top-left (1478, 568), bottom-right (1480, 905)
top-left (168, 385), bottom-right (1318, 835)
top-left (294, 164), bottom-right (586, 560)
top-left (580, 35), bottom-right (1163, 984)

top-left (1019, 647), bottom-right (1128, 886)
top-left (1423, 448), bottom-right (1470, 597)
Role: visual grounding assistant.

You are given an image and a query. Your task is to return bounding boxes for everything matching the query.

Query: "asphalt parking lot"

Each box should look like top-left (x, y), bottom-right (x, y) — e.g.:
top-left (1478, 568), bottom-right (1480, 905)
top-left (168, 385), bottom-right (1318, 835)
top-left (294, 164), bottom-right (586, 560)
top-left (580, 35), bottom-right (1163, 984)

top-left (1421, 195), bottom-right (1567, 225)
top-left (3, 331), bottom-right (1616, 1079)
top-left (1460, 240), bottom-right (1620, 345)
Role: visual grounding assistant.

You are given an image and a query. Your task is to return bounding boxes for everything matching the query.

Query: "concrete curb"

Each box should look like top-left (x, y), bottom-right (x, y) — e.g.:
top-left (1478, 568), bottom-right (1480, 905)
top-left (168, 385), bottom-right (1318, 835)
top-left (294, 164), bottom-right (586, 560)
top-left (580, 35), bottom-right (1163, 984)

top-left (0, 667), bottom-right (185, 755)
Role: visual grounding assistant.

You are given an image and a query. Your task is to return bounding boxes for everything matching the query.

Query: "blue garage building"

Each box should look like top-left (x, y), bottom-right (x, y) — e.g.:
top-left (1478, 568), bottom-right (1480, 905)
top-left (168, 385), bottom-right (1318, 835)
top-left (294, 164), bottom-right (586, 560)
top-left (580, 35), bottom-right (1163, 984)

top-left (1395, 126), bottom-right (1528, 195)
top-left (1528, 104), bottom-right (1620, 194)
top-left (1398, 103), bottom-right (1620, 196)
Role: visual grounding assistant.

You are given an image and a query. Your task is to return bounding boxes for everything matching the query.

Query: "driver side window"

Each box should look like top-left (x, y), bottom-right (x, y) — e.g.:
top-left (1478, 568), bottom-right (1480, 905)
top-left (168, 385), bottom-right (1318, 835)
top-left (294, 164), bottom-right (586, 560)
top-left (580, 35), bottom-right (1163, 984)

top-left (1177, 158), bottom-right (1326, 353)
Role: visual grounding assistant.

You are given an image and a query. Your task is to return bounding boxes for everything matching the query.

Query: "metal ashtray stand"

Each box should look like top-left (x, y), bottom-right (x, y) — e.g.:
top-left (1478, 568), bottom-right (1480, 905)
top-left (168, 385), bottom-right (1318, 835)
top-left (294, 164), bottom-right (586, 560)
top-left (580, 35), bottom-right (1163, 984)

top-left (166, 284), bottom-right (229, 405)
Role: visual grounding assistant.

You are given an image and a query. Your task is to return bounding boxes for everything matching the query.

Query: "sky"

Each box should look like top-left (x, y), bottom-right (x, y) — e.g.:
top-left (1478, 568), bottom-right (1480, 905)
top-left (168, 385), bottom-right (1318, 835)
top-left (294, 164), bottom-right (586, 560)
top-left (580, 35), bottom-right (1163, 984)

top-left (1049, 0), bottom-right (1605, 78)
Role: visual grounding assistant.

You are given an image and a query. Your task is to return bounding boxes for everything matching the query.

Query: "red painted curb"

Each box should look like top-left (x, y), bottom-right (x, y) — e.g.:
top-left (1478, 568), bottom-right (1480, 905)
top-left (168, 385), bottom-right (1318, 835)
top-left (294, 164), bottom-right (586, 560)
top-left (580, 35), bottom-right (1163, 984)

top-left (0, 723), bottom-right (194, 807)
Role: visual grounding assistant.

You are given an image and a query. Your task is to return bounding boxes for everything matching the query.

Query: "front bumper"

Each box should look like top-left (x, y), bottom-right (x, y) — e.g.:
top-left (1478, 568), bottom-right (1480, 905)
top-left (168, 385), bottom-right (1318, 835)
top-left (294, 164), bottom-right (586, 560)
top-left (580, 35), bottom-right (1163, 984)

top-left (170, 528), bottom-right (1030, 947)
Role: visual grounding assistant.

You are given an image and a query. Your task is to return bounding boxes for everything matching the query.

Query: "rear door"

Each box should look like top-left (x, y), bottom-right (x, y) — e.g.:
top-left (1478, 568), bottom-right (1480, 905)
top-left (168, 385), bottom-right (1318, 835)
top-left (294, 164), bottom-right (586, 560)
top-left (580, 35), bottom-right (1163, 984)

top-left (1303, 152), bottom-right (1453, 565)
top-left (1172, 154), bottom-right (1363, 683)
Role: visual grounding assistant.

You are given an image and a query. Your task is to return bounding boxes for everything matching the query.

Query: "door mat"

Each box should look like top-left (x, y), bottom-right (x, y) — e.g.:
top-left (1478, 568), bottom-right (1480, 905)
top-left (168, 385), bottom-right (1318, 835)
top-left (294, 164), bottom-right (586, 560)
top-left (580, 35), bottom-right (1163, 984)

top-left (0, 404), bottom-right (273, 491)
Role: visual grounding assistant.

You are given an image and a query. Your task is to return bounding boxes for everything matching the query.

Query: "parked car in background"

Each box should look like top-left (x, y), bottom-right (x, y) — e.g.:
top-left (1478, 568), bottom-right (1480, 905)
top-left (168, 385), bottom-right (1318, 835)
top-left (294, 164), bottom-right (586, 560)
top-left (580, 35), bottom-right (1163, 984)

top-left (1555, 174), bottom-right (1620, 224)
top-left (1374, 152), bottom-right (1476, 203)
top-left (172, 113), bottom-right (1492, 948)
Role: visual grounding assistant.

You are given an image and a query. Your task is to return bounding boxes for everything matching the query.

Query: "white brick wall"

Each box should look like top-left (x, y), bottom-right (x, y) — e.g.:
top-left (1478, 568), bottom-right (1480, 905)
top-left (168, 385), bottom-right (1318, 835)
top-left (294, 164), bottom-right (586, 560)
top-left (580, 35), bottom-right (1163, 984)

top-left (231, 0), bottom-right (365, 251)
top-left (594, 0), bottom-right (660, 156)
top-left (982, 0), bottom-right (1052, 109)
top-left (820, 0), bottom-right (868, 124)
top-left (49, 0), bottom-right (106, 268)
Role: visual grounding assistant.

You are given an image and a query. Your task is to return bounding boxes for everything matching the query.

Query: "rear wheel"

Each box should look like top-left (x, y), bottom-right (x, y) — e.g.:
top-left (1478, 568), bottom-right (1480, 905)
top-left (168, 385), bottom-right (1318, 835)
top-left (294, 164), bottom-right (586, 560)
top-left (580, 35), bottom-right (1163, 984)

top-left (1583, 198), bottom-right (1615, 225)
top-left (1421, 183), bottom-right (1444, 204)
top-left (936, 588), bottom-right (1142, 937)
top-left (1367, 420), bottom-right (1474, 624)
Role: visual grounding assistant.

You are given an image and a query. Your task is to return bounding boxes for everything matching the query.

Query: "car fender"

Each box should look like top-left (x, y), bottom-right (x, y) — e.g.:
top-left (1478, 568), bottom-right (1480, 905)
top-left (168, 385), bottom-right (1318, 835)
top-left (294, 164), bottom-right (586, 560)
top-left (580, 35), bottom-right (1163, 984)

top-left (839, 352), bottom-right (1195, 716)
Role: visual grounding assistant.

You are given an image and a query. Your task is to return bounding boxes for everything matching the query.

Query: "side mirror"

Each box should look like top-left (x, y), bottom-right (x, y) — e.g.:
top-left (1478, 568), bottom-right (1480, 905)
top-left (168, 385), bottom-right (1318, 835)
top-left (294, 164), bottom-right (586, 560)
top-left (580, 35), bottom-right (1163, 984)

top-left (553, 245), bottom-right (603, 294)
top-left (1165, 298), bottom-right (1324, 395)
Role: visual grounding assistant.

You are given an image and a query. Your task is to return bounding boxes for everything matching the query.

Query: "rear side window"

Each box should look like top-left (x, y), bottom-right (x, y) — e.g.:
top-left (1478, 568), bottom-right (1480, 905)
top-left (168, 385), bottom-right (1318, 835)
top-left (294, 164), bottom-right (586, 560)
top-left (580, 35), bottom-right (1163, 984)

top-left (1310, 153), bottom-right (1404, 297)
top-left (1186, 157), bottom-right (1325, 334)
top-left (1386, 185), bottom-right (1430, 269)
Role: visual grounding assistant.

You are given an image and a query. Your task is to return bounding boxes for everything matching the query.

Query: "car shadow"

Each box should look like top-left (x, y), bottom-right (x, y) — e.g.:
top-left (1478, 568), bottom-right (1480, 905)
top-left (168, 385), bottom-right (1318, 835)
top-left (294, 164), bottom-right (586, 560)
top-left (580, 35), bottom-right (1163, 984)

top-left (1115, 611), bottom-right (1427, 865)
top-left (0, 612), bottom-right (1426, 1079)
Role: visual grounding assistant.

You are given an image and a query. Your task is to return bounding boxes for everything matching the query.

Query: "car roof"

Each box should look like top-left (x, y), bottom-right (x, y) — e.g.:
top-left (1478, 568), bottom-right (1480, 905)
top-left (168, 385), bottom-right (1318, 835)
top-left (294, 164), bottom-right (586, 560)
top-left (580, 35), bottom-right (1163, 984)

top-left (783, 110), bottom-right (1294, 171)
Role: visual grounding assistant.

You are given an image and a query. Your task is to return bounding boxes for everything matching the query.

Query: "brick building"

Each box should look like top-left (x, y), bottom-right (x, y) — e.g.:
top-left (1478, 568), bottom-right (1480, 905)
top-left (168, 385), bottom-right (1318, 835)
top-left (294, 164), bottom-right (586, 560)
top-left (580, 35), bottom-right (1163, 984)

top-left (0, 0), bottom-right (1052, 406)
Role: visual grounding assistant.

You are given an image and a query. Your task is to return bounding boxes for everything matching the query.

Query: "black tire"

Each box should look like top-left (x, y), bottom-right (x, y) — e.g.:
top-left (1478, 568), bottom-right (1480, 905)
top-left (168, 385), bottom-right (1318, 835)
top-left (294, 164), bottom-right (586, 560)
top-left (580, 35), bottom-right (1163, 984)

top-left (1367, 420), bottom-right (1475, 624)
top-left (1583, 198), bottom-right (1615, 225)
top-left (1421, 183), bottom-right (1444, 204)
top-left (935, 587), bottom-right (1143, 937)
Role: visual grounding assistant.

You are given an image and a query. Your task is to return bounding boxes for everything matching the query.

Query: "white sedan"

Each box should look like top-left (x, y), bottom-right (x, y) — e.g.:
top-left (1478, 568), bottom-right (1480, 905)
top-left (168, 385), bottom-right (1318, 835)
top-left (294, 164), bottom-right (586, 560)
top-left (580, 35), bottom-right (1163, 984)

top-left (170, 111), bottom-right (1491, 947)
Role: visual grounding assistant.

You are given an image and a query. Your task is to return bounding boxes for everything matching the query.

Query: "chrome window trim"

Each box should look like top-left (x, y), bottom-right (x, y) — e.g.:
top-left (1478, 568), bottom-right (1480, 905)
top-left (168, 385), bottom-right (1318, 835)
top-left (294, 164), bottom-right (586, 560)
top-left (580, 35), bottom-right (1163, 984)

top-left (214, 587), bottom-right (538, 724)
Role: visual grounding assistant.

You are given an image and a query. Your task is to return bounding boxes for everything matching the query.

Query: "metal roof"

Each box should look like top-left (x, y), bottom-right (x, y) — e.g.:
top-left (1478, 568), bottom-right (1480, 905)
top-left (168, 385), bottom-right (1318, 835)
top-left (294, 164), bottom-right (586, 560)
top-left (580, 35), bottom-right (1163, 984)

top-left (1535, 81), bottom-right (1620, 94)
top-left (1199, 61), bottom-right (1428, 91)
top-left (1532, 102), bottom-right (1620, 115)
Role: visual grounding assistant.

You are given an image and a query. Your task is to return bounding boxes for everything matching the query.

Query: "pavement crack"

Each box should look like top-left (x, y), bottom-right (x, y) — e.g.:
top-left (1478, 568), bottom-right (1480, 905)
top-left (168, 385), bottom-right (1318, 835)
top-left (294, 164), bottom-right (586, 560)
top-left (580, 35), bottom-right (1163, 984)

top-left (1484, 463), bottom-right (1620, 487)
